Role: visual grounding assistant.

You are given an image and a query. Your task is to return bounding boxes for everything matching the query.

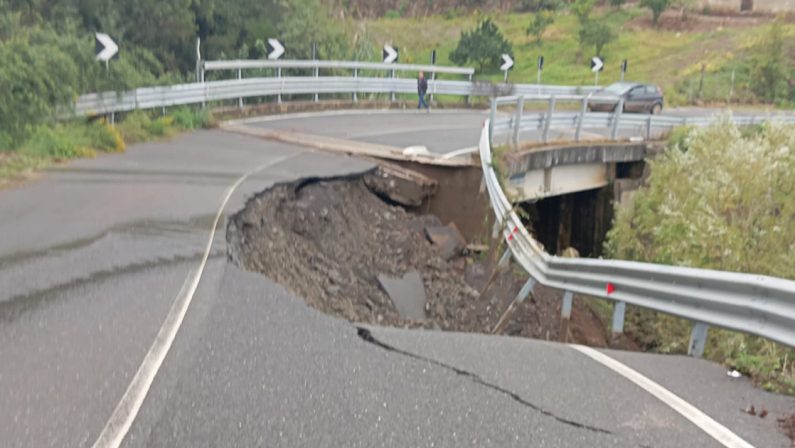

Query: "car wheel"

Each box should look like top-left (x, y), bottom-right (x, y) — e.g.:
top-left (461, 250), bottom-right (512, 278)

top-left (651, 103), bottom-right (662, 115)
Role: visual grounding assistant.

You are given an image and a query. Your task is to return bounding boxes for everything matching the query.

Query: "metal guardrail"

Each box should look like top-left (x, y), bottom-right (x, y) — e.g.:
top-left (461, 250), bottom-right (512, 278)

top-left (490, 95), bottom-right (795, 145)
top-left (480, 119), bottom-right (795, 355)
top-left (203, 59), bottom-right (476, 76)
top-left (73, 61), bottom-right (598, 116)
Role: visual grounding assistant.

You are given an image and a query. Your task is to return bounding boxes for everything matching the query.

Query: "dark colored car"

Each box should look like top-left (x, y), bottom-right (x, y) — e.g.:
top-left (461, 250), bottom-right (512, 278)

top-left (588, 82), bottom-right (664, 114)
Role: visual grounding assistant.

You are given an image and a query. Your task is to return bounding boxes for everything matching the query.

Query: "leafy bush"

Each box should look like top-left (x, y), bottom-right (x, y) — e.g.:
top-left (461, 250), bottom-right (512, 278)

top-left (83, 121), bottom-right (125, 153)
top-left (516, 0), bottom-right (562, 12)
top-left (384, 9), bottom-right (401, 19)
top-left (527, 12), bottom-right (555, 46)
top-left (117, 111), bottom-right (155, 143)
top-left (450, 18), bottom-right (513, 72)
top-left (578, 20), bottom-right (616, 56)
top-left (748, 21), bottom-right (789, 103)
top-left (607, 120), bottom-right (795, 392)
top-left (640, 0), bottom-right (670, 24)
top-left (21, 126), bottom-right (96, 160)
top-left (170, 107), bottom-right (216, 130)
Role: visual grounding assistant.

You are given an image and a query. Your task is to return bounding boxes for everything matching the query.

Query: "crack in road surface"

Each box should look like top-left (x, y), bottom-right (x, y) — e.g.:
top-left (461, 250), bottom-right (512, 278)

top-left (355, 327), bottom-right (613, 436)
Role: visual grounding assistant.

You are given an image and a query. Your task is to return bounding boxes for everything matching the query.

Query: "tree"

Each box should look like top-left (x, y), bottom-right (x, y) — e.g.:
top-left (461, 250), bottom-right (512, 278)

top-left (578, 20), bottom-right (616, 56)
top-left (571, 0), bottom-right (597, 25)
top-left (748, 21), bottom-right (788, 102)
top-left (527, 11), bottom-right (554, 46)
top-left (276, 0), bottom-right (348, 61)
top-left (450, 18), bottom-right (513, 72)
top-left (640, 0), bottom-right (670, 25)
top-left (610, 0), bottom-right (626, 7)
top-left (516, 0), bottom-right (562, 12)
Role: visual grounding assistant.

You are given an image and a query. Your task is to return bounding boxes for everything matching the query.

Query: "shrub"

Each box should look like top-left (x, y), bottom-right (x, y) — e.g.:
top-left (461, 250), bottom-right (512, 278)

top-left (527, 12), bottom-right (555, 46)
top-left (117, 111), bottom-right (154, 143)
top-left (640, 0), bottom-right (670, 24)
top-left (170, 107), bottom-right (216, 130)
top-left (578, 20), bottom-right (616, 56)
top-left (450, 18), bottom-right (513, 72)
top-left (21, 125), bottom-right (95, 160)
top-left (607, 120), bottom-right (795, 392)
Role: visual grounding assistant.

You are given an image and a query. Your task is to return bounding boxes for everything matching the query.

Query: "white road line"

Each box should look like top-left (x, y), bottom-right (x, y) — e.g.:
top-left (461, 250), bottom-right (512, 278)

top-left (440, 146), bottom-right (478, 160)
top-left (92, 153), bottom-right (297, 448)
top-left (228, 108), bottom-right (482, 125)
top-left (570, 345), bottom-right (755, 448)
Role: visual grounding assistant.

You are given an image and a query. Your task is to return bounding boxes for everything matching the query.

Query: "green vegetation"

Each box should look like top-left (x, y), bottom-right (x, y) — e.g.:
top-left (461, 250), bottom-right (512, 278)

top-left (450, 19), bottom-right (513, 72)
top-left (578, 20), bottom-right (616, 57)
top-left (0, 108), bottom-right (215, 184)
top-left (640, 0), bottom-right (671, 25)
top-left (362, 7), bottom-right (794, 106)
top-left (527, 12), bottom-right (555, 46)
top-left (606, 121), bottom-right (795, 393)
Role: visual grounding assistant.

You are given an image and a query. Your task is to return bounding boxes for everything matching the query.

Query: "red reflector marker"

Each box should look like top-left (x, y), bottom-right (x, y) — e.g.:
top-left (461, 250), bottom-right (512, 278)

top-left (606, 283), bottom-right (616, 295)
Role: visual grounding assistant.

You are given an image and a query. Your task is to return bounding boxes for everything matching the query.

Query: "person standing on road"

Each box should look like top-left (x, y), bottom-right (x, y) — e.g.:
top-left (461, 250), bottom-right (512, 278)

top-left (417, 71), bottom-right (429, 112)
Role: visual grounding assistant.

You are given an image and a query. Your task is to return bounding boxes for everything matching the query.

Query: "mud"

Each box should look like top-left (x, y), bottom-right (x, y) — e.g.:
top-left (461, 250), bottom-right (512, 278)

top-left (227, 172), bottom-right (616, 345)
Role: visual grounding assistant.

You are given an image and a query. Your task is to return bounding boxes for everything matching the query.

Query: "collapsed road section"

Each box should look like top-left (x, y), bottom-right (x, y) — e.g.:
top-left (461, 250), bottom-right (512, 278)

top-left (227, 164), bottom-right (612, 343)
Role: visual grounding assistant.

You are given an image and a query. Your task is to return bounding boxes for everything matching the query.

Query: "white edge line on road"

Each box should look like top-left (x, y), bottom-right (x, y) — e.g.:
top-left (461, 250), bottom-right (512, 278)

top-left (226, 108), bottom-right (488, 126)
top-left (440, 146), bottom-right (478, 160)
top-left (92, 153), bottom-right (297, 448)
top-left (570, 345), bottom-right (755, 448)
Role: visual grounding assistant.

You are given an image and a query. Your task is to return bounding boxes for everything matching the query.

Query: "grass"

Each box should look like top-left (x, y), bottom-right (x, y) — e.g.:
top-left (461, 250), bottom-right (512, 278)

top-left (0, 107), bottom-right (216, 186)
top-left (359, 7), bottom-right (795, 106)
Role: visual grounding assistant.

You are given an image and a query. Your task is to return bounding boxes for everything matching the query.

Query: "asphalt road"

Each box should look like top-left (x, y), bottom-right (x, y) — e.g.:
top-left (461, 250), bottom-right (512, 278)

top-left (0, 115), bottom-right (792, 447)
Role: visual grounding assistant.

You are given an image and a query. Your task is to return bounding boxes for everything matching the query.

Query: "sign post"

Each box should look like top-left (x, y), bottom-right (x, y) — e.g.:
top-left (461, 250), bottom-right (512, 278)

top-left (590, 56), bottom-right (604, 86)
top-left (537, 55), bottom-right (544, 94)
top-left (500, 54), bottom-right (514, 83)
top-left (430, 49), bottom-right (437, 104)
top-left (620, 59), bottom-right (628, 82)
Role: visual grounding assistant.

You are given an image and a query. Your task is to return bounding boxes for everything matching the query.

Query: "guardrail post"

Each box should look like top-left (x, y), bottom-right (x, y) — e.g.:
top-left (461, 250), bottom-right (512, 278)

top-left (512, 96), bottom-right (525, 148)
top-left (489, 98), bottom-right (497, 146)
top-left (688, 323), bottom-right (709, 358)
top-left (542, 95), bottom-right (556, 143)
top-left (559, 291), bottom-right (574, 342)
top-left (575, 96), bottom-right (588, 142)
top-left (465, 73), bottom-right (473, 106)
top-left (314, 67), bottom-right (319, 103)
top-left (238, 68), bottom-right (243, 110)
top-left (390, 69), bottom-right (396, 103)
top-left (645, 116), bottom-right (652, 140)
top-left (277, 67), bottom-right (282, 104)
top-left (610, 97), bottom-right (624, 140)
top-left (611, 301), bottom-right (626, 342)
top-left (353, 68), bottom-right (358, 103)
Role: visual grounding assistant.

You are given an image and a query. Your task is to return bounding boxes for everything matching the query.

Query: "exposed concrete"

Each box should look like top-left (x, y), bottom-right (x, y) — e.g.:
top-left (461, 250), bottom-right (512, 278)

top-left (363, 164), bottom-right (437, 207)
top-left (377, 271), bottom-right (428, 321)
top-left (505, 142), bottom-right (648, 175)
top-left (221, 123), bottom-right (475, 167)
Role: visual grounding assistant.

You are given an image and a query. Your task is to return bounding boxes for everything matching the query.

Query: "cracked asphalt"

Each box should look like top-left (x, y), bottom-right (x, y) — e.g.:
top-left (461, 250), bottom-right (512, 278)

top-left (0, 113), bottom-right (792, 447)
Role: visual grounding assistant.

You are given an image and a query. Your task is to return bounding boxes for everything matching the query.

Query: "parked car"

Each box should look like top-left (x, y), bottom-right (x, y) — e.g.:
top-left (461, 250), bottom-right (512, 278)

top-left (587, 82), bottom-right (664, 114)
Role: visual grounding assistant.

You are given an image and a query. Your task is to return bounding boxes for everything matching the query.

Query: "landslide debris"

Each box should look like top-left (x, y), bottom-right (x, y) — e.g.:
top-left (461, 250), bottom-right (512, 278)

top-left (227, 170), bottom-right (616, 344)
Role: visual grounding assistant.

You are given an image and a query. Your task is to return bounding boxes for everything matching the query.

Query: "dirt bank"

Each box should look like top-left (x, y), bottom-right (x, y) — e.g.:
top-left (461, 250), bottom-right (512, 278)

top-left (227, 172), bottom-right (615, 345)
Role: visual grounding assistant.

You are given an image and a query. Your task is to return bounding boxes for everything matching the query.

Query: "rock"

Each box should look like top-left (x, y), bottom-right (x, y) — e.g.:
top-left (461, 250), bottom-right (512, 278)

top-left (362, 165), bottom-right (436, 207)
top-left (424, 223), bottom-right (467, 261)
top-left (377, 271), bottom-right (427, 321)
